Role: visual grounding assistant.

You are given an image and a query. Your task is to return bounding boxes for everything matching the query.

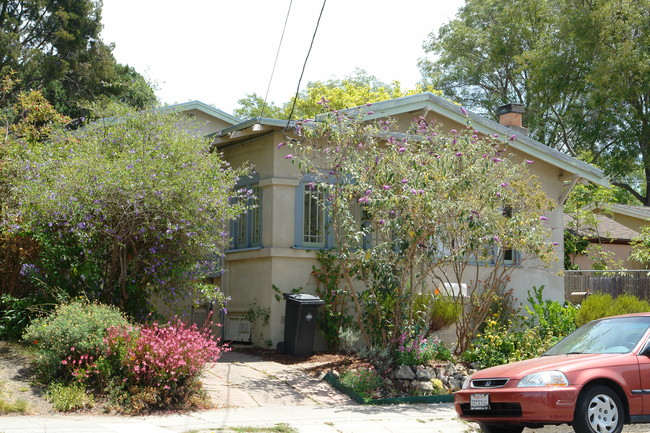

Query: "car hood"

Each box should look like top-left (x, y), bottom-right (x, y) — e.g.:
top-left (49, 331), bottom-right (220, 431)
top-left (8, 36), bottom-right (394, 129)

top-left (471, 353), bottom-right (631, 380)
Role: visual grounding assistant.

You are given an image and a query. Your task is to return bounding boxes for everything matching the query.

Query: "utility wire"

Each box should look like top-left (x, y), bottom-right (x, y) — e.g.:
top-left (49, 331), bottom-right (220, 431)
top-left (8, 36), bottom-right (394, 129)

top-left (258, 0), bottom-right (294, 123)
top-left (284, 0), bottom-right (328, 138)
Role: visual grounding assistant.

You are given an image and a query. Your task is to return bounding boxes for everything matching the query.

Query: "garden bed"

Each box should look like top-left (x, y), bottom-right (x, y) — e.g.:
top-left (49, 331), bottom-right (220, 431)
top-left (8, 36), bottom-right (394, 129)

top-left (323, 371), bottom-right (453, 405)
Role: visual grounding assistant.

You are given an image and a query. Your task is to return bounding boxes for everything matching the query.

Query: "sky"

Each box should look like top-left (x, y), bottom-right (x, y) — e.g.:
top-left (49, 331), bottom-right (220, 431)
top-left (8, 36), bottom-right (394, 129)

top-left (100, 1), bottom-right (465, 116)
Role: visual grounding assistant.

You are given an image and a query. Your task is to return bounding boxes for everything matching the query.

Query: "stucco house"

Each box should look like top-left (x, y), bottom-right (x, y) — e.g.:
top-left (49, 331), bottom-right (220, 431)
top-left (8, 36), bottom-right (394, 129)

top-left (207, 92), bottom-right (607, 347)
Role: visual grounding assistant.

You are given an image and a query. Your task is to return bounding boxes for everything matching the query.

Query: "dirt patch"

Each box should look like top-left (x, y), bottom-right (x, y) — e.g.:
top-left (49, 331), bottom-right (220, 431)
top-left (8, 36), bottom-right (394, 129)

top-left (0, 341), bottom-right (54, 415)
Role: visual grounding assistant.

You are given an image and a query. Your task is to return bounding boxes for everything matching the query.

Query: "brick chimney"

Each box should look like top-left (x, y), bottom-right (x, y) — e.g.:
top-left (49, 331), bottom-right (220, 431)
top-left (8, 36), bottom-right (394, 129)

top-left (496, 103), bottom-right (528, 136)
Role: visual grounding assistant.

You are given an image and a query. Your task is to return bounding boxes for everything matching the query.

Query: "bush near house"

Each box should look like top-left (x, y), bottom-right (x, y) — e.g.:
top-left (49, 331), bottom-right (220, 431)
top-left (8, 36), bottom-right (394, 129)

top-left (22, 300), bottom-right (227, 413)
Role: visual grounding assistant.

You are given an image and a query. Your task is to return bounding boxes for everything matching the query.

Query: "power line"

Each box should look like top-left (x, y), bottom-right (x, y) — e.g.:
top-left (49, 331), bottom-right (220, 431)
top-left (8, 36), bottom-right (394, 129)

top-left (284, 0), bottom-right (328, 137)
top-left (258, 0), bottom-right (294, 123)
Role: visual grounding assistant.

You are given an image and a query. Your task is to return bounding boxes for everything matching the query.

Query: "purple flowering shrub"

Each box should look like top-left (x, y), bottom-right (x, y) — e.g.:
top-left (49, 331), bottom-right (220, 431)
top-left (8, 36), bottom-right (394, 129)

top-left (393, 332), bottom-right (452, 366)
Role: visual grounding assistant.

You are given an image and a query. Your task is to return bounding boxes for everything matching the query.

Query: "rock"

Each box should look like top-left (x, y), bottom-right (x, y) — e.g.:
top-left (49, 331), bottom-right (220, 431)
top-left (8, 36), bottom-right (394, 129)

top-left (444, 362), bottom-right (457, 376)
top-left (448, 377), bottom-right (463, 390)
top-left (415, 367), bottom-right (432, 381)
top-left (411, 380), bottom-right (434, 391)
top-left (394, 364), bottom-right (416, 380)
top-left (330, 370), bottom-right (340, 380)
top-left (469, 362), bottom-right (481, 370)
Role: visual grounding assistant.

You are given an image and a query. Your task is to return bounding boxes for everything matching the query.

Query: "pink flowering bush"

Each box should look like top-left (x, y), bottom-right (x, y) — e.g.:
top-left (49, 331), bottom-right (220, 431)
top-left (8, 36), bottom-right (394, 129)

top-left (104, 319), bottom-right (228, 412)
top-left (393, 332), bottom-right (452, 366)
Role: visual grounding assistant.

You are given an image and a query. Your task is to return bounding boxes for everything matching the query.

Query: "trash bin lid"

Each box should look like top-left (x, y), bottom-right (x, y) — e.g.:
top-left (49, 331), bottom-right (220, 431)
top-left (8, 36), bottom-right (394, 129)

top-left (283, 293), bottom-right (324, 304)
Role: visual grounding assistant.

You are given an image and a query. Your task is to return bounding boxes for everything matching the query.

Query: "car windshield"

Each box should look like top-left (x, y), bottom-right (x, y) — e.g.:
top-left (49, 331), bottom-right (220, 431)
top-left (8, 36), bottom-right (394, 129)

top-left (544, 316), bottom-right (650, 355)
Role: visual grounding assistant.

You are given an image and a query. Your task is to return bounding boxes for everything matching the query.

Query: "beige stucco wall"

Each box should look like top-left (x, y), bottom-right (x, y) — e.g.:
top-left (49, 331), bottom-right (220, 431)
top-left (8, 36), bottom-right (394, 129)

top-left (570, 243), bottom-right (646, 270)
top-left (216, 115), bottom-right (571, 349)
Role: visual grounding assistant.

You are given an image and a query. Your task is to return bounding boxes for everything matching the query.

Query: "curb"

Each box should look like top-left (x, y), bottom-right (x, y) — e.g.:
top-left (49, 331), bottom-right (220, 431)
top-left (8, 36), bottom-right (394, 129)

top-left (323, 371), bottom-right (454, 405)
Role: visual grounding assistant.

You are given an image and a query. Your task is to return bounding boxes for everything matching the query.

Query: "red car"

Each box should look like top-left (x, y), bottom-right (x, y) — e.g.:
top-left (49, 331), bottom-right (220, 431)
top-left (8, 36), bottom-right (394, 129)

top-left (454, 313), bottom-right (650, 433)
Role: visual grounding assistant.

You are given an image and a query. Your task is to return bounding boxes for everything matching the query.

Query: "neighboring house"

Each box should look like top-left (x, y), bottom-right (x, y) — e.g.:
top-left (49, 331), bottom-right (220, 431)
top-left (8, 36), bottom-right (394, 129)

top-left (157, 100), bottom-right (241, 136)
top-left (209, 92), bottom-right (607, 347)
top-left (595, 204), bottom-right (650, 234)
top-left (564, 213), bottom-right (642, 270)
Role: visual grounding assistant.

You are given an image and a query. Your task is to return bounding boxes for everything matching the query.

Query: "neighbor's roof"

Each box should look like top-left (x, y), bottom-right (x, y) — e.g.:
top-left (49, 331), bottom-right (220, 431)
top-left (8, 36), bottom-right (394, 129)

top-left (211, 92), bottom-right (607, 186)
top-left (157, 101), bottom-right (241, 126)
top-left (564, 213), bottom-right (639, 243)
top-left (606, 204), bottom-right (650, 221)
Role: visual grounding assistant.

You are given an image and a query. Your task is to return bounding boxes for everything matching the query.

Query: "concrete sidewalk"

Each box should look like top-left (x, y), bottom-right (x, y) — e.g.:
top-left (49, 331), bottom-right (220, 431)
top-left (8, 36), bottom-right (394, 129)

top-left (0, 351), bottom-right (473, 433)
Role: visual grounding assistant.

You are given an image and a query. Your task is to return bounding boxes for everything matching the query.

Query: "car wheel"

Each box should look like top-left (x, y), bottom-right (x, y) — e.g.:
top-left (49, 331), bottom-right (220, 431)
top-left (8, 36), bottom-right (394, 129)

top-left (573, 385), bottom-right (624, 433)
top-left (478, 423), bottom-right (524, 433)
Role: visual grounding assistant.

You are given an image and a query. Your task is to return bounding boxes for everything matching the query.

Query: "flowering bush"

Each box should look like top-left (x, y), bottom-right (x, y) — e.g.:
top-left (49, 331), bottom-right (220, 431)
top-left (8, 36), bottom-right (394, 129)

top-left (339, 366), bottom-right (383, 400)
top-left (104, 319), bottom-right (228, 411)
top-left (23, 300), bottom-right (130, 381)
top-left (393, 333), bottom-right (452, 366)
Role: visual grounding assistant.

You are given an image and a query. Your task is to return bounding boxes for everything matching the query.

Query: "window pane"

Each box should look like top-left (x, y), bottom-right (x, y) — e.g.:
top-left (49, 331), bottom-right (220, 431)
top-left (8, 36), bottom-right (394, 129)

top-left (303, 184), bottom-right (324, 246)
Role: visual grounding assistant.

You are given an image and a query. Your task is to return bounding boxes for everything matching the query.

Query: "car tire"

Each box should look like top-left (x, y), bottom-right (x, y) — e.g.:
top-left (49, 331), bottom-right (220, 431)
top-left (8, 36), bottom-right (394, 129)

top-left (573, 385), bottom-right (624, 433)
top-left (478, 423), bottom-right (524, 433)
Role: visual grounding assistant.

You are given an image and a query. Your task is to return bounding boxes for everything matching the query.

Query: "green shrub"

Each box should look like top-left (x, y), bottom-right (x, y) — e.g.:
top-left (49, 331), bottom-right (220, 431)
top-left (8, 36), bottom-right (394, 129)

top-left (464, 286), bottom-right (577, 368)
top-left (0, 294), bottom-right (49, 341)
top-left (46, 382), bottom-right (93, 412)
top-left (412, 294), bottom-right (460, 336)
top-left (23, 300), bottom-right (130, 381)
top-left (393, 333), bottom-right (452, 366)
top-left (576, 293), bottom-right (650, 326)
top-left (339, 366), bottom-right (383, 400)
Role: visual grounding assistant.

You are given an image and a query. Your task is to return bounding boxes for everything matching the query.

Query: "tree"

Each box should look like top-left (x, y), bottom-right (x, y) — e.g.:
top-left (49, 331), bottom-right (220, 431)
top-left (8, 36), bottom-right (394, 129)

top-left (0, 0), bottom-right (157, 118)
top-left (235, 69), bottom-right (437, 120)
top-left (5, 105), bottom-right (250, 317)
top-left (419, 0), bottom-right (649, 205)
top-left (289, 104), bottom-right (556, 353)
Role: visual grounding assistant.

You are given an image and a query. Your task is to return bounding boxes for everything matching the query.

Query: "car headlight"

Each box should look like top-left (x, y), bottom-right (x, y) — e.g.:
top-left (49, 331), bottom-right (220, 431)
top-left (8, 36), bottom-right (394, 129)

top-left (517, 371), bottom-right (568, 387)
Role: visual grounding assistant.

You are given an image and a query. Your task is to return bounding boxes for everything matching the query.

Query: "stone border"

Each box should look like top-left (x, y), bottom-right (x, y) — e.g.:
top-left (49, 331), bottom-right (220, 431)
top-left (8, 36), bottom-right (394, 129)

top-left (323, 372), bottom-right (454, 405)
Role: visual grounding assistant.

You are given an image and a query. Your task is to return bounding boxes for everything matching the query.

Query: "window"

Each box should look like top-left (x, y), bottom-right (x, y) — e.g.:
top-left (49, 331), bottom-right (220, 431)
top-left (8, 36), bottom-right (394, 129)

top-left (230, 179), bottom-right (261, 250)
top-left (302, 182), bottom-right (326, 247)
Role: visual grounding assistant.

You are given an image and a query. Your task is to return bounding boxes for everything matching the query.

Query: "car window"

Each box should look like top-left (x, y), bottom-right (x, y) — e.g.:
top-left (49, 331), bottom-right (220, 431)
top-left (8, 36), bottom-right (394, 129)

top-left (544, 316), bottom-right (650, 356)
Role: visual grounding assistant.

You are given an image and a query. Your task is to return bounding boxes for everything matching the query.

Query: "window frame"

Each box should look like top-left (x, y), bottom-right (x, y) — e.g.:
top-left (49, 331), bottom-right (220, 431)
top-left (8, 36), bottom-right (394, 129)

top-left (229, 175), bottom-right (262, 250)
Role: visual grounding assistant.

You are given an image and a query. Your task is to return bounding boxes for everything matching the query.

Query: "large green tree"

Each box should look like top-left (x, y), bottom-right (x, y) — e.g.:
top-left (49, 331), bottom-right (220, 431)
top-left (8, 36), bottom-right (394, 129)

top-left (235, 69), bottom-right (436, 120)
top-left (0, 0), bottom-right (156, 118)
top-left (420, 0), bottom-right (650, 204)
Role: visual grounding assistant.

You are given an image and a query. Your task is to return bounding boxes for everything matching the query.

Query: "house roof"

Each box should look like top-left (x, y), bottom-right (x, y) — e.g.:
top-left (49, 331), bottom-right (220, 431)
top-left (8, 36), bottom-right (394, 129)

top-left (606, 204), bottom-right (650, 221)
top-left (564, 213), bottom-right (639, 243)
top-left (211, 92), bottom-right (607, 186)
top-left (157, 100), bottom-right (241, 126)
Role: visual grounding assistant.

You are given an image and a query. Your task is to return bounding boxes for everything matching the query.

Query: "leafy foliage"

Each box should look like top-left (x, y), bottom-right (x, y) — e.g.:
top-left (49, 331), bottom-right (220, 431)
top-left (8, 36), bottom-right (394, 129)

top-left (46, 382), bottom-right (93, 412)
top-left (0, 294), bottom-right (50, 341)
top-left (7, 107), bottom-right (250, 316)
top-left (0, 1), bottom-right (156, 118)
top-left (464, 286), bottom-right (576, 368)
top-left (420, 0), bottom-right (650, 205)
top-left (235, 69), bottom-right (437, 120)
top-left (23, 300), bottom-right (130, 381)
top-left (339, 366), bottom-right (383, 400)
top-left (289, 102), bottom-right (556, 353)
top-left (576, 293), bottom-right (650, 327)
top-left (393, 333), bottom-right (452, 366)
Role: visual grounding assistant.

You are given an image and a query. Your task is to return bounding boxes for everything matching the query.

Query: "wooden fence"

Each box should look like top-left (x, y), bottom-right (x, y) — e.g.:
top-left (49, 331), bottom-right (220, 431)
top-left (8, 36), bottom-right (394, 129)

top-left (564, 270), bottom-right (650, 301)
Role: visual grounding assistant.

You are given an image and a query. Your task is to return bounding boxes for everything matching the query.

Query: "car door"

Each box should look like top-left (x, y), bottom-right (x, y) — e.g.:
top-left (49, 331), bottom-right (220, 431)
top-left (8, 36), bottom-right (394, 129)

top-left (636, 339), bottom-right (650, 415)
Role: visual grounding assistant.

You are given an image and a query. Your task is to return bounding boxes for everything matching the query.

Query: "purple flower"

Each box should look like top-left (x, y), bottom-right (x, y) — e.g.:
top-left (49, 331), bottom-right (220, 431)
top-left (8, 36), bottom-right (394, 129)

top-left (493, 236), bottom-right (500, 242)
top-left (277, 142), bottom-right (286, 149)
top-left (398, 147), bottom-right (406, 153)
top-left (552, 242), bottom-right (559, 246)
top-left (379, 219), bottom-right (385, 225)
top-left (383, 185), bottom-right (391, 190)
top-left (460, 107), bottom-right (468, 116)
top-left (455, 152), bottom-right (463, 157)
top-left (492, 157), bottom-right (502, 163)
top-left (509, 134), bottom-right (517, 141)
top-left (285, 154), bottom-right (293, 159)
top-left (365, 189), bottom-right (372, 196)
top-left (411, 188), bottom-right (418, 194)
top-left (540, 216), bottom-right (548, 221)
top-left (451, 129), bottom-right (458, 134)
top-left (402, 179), bottom-right (408, 184)
top-left (358, 196), bottom-right (369, 204)
top-left (366, 111), bottom-right (374, 115)
top-left (500, 182), bottom-right (508, 187)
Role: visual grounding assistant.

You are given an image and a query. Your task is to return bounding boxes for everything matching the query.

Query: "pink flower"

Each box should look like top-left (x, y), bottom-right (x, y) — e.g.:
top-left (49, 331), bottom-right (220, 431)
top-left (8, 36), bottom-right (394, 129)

top-left (509, 134), bottom-right (517, 141)
top-left (526, 160), bottom-right (534, 164)
top-left (285, 154), bottom-right (293, 160)
top-left (460, 107), bottom-right (468, 116)
top-left (382, 185), bottom-right (391, 190)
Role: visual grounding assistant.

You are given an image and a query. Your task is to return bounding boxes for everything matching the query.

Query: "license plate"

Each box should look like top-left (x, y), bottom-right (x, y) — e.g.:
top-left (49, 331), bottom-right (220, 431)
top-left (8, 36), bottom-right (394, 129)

top-left (470, 393), bottom-right (490, 410)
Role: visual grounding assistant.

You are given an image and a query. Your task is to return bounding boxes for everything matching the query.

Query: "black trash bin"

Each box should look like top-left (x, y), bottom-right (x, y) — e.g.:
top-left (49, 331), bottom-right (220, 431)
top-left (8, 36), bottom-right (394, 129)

top-left (279, 293), bottom-right (325, 357)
